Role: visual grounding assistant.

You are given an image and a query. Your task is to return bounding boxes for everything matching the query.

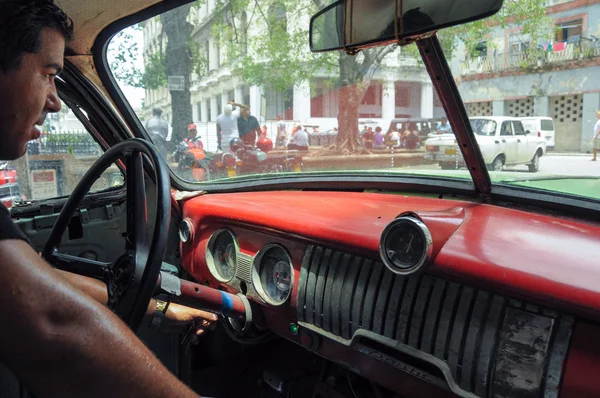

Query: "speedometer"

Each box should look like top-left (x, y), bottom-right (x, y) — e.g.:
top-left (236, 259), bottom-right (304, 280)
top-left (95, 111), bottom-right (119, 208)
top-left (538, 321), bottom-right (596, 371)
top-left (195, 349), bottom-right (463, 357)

top-left (206, 229), bottom-right (238, 282)
top-left (252, 244), bottom-right (294, 306)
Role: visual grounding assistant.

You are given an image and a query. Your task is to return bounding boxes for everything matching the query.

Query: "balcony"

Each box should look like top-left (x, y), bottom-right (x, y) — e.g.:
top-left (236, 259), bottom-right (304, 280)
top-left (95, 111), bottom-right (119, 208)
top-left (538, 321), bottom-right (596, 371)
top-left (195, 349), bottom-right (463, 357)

top-left (460, 40), bottom-right (600, 75)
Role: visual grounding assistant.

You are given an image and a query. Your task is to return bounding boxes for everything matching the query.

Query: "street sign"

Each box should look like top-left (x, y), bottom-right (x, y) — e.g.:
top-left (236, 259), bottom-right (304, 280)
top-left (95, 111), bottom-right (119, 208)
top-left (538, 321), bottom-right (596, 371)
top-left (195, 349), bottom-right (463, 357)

top-left (168, 76), bottom-right (185, 91)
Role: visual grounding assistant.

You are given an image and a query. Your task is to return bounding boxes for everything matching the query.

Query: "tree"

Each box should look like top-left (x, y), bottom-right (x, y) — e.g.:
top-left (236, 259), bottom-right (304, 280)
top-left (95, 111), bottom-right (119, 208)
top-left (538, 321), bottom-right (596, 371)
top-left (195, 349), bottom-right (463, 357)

top-left (160, 5), bottom-right (195, 145)
top-left (111, 0), bottom-right (551, 153)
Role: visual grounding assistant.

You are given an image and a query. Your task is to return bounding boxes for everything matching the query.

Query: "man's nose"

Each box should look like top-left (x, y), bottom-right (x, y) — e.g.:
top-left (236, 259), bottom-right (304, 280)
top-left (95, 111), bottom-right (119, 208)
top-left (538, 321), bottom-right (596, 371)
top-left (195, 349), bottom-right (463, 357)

top-left (46, 88), bottom-right (62, 113)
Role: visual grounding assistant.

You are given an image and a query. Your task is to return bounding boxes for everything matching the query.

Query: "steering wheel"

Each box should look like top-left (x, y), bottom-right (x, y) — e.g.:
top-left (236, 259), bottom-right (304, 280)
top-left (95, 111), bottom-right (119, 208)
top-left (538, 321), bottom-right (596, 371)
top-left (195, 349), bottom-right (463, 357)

top-left (42, 138), bottom-right (171, 331)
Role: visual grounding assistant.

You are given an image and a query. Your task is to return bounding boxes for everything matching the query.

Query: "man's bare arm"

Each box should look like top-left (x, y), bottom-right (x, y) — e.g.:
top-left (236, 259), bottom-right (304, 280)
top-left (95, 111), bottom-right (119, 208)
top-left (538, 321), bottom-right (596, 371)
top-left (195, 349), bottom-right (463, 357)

top-left (0, 239), bottom-right (199, 398)
top-left (56, 269), bottom-right (217, 333)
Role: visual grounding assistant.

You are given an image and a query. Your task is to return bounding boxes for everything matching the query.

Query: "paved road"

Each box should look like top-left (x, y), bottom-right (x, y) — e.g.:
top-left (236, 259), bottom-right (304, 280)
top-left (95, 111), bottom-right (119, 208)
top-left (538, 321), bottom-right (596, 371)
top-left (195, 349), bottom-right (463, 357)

top-left (405, 154), bottom-right (600, 177)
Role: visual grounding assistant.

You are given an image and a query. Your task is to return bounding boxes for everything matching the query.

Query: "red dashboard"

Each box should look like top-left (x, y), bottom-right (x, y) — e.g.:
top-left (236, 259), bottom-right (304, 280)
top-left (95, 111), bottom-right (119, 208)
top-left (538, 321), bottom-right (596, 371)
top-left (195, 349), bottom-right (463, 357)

top-left (180, 190), bottom-right (600, 397)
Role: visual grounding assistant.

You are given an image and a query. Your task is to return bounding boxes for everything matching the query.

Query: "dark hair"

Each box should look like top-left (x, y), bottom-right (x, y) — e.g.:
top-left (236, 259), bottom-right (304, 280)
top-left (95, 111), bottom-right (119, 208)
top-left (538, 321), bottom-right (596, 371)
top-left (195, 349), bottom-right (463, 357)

top-left (152, 108), bottom-right (163, 116)
top-left (0, 0), bottom-right (73, 73)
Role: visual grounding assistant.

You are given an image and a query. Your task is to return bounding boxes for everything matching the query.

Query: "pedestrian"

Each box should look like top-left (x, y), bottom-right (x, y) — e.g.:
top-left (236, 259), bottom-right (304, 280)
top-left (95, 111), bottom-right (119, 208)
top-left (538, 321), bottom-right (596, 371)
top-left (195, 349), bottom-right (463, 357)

top-left (145, 108), bottom-right (169, 157)
top-left (288, 125), bottom-right (309, 151)
top-left (436, 117), bottom-right (452, 134)
top-left (592, 110), bottom-right (600, 161)
top-left (216, 100), bottom-right (241, 152)
top-left (276, 115), bottom-right (287, 148)
top-left (238, 106), bottom-right (261, 146)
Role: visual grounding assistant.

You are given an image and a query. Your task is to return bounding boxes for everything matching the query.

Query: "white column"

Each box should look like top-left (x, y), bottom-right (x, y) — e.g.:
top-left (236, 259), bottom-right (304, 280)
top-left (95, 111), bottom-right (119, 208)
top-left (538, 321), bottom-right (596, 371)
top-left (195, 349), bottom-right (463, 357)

top-left (210, 96), bottom-right (218, 121)
top-left (420, 82), bottom-right (434, 119)
top-left (293, 80), bottom-right (311, 122)
top-left (192, 102), bottom-right (199, 122)
top-left (533, 97), bottom-right (550, 116)
top-left (221, 90), bottom-right (230, 108)
top-left (200, 100), bottom-right (208, 122)
top-left (492, 100), bottom-right (505, 117)
top-left (382, 80), bottom-right (396, 120)
top-left (235, 86), bottom-right (245, 105)
top-left (249, 85), bottom-right (262, 118)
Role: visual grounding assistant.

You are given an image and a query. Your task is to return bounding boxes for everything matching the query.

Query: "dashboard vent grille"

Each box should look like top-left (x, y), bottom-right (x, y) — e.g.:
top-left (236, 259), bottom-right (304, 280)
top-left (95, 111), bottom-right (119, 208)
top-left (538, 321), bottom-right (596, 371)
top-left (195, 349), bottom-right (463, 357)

top-left (296, 246), bottom-right (572, 398)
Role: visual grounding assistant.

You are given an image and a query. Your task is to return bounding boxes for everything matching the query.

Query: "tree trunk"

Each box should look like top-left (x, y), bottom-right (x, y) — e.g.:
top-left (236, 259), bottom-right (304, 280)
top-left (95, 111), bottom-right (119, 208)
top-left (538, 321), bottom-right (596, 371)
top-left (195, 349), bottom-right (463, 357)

top-left (334, 55), bottom-right (367, 153)
top-left (161, 5), bottom-right (193, 148)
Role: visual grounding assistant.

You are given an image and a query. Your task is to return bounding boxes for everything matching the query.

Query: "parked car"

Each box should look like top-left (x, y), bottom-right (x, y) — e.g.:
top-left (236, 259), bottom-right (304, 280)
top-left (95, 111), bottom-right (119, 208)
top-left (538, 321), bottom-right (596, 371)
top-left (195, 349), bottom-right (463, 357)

top-left (520, 116), bottom-right (556, 150)
top-left (424, 116), bottom-right (547, 171)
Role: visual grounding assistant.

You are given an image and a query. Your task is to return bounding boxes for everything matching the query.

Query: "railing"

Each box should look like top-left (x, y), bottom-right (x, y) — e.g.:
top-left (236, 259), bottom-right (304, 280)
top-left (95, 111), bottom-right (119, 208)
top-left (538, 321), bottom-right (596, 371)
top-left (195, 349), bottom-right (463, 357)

top-left (460, 40), bottom-right (600, 75)
top-left (27, 130), bottom-right (102, 156)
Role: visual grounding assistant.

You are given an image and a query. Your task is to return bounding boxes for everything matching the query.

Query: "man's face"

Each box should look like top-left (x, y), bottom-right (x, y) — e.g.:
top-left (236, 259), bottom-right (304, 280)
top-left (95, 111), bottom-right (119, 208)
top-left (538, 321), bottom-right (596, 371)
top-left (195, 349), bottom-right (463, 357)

top-left (188, 129), bottom-right (197, 138)
top-left (0, 28), bottom-right (64, 160)
top-left (241, 108), bottom-right (250, 118)
top-left (442, 118), bottom-right (448, 125)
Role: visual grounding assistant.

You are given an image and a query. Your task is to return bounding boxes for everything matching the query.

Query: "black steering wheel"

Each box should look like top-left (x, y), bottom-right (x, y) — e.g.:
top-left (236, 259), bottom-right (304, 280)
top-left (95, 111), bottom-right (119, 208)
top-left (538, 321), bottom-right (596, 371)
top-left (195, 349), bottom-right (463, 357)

top-left (42, 138), bottom-right (171, 331)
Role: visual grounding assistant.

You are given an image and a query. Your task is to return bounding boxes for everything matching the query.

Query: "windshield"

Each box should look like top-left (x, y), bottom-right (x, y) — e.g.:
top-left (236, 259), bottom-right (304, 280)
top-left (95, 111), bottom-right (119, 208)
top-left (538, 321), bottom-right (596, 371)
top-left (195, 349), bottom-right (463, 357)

top-left (470, 119), bottom-right (497, 137)
top-left (108, 0), bottom-right (600, 202)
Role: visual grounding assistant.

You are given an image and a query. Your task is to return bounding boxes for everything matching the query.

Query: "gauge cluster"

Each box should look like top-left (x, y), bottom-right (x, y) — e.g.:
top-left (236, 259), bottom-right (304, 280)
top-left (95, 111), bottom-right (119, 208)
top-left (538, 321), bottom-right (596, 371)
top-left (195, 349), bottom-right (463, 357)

top-left (252, 244), bottom-right (294, 306)
top-left (206, 228), bottom-right (238, 283)
top-left (202, 228), bottom-right (295, 306)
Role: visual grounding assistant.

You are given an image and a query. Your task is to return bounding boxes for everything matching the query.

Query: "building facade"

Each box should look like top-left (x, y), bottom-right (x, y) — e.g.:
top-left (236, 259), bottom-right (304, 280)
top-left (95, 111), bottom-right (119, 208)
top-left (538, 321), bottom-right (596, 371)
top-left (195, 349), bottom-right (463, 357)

top-left (452, 0), bottom-right (600, 152)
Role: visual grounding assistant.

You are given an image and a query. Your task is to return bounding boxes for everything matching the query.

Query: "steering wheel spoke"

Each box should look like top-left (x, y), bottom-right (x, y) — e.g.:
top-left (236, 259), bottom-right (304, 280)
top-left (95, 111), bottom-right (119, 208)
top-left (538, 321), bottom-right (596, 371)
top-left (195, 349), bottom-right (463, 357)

top-left (125, 152), bottom-right (149, 264)
top-left (50, 251), bottom-right (111, 280)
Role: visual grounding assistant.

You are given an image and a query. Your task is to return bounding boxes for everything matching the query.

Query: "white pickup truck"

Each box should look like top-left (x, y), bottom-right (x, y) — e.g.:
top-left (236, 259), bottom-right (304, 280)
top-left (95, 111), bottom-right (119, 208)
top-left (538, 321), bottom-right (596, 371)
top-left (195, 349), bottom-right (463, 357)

top-left (424, 116), bottom-right (547, 172)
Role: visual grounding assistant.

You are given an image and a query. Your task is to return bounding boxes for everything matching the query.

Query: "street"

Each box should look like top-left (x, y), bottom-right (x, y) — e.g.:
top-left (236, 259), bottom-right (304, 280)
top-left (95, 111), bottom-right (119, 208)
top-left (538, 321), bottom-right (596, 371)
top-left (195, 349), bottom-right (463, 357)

top-left (405, 154), bottom-right (600, 177)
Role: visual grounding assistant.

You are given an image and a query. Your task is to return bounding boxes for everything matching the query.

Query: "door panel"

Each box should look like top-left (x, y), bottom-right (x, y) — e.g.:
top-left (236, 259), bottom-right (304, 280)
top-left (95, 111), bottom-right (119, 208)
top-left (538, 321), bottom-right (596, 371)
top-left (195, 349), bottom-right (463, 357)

top-left (499, 121), bottom-right (518, 164)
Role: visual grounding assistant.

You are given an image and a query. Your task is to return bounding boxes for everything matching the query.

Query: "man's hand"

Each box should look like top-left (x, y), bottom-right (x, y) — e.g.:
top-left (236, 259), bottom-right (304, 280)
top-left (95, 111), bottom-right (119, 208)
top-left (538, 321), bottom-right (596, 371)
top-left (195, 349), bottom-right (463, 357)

top-left (161, 302), bottom-right (218, 336)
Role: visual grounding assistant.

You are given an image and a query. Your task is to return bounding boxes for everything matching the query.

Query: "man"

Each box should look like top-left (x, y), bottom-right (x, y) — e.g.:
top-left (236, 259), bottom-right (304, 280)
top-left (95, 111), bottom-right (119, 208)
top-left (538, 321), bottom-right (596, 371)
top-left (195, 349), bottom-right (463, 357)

top-left (238, 106), bottom-right (261, 146)
top-left (288, 125), bottom-right (309, 151)
top-left (362, 127), bottom-right (374, 149)
top-left (145, 108), bottom-right (169, 157)
top-left (0, 1), bottom-right (215, 396)
top-left (436, 117), bottom-right (452, 134)
top-left (183, 124), bottom-right (203, 150)
top-left (216, 100), bottom-right (241, 152)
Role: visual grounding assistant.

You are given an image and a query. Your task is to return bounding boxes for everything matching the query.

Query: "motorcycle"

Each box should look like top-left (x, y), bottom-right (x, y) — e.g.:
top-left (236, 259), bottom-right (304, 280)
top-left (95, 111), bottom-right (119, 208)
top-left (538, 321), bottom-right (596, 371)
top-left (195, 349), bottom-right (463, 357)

top-left (177, 137), bottom-right (303, 182)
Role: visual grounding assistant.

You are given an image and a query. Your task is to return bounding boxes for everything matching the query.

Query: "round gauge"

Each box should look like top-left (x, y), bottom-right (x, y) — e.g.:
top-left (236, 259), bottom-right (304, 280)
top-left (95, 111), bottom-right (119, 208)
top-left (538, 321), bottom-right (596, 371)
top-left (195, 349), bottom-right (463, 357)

top-left (206, 229), bottom-right (238, 282)
top-left (379, 216), bottom-right (433, 275)
top-left (179, 219), bottom-right (193, 243)
top-left (252, 244), bottom-right (294, 306)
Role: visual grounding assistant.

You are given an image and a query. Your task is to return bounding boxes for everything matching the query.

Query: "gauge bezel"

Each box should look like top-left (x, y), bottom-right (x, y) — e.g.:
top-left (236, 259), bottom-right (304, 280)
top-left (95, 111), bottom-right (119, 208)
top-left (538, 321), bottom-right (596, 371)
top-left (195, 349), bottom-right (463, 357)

top-left (251, 243), bottom-right (294, 306)
top-left (179, 218), bottom-right (194, 243)
top-left (205, 228), bottom-right (239, 283)
top-left (379, 216), bottom-right (433, 275)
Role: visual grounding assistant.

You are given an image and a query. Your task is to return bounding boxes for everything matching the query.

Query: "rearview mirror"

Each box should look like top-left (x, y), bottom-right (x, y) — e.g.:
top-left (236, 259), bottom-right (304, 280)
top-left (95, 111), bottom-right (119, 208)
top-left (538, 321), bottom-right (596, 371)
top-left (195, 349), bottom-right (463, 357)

top-left (310, 0), bottom-right (504, 53)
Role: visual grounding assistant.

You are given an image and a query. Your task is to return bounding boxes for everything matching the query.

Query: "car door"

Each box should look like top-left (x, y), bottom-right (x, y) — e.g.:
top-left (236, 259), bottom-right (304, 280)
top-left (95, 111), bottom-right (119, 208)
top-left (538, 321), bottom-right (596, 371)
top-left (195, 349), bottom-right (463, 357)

top-left (513, 121), bottom-right (532, 162)
top-left (499, 121), bottom-right (518, 164)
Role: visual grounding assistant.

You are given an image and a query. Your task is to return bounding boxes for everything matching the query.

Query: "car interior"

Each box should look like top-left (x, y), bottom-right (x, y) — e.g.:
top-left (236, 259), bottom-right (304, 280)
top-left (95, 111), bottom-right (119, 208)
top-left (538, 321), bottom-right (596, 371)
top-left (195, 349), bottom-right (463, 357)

top-left (3, 0), bottom-right (600, 397)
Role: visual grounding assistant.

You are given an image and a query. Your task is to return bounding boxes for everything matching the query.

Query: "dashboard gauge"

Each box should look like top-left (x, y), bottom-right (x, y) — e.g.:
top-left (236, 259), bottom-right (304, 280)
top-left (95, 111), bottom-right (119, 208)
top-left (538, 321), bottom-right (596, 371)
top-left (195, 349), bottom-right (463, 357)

top-left (206, 229), bottom-right (238, 282)
top-left (179, 219), bottom-right (194, 243)
top-left (379, 216), bottom-right (433, 275)
top-left (252, 244), bottom-right (294, 306)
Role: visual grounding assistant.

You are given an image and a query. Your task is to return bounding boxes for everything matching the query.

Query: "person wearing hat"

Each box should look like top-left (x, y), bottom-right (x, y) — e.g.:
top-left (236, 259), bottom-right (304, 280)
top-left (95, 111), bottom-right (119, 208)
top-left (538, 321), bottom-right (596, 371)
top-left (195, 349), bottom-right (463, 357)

top-left (174, 124), bottom-right (203, 163)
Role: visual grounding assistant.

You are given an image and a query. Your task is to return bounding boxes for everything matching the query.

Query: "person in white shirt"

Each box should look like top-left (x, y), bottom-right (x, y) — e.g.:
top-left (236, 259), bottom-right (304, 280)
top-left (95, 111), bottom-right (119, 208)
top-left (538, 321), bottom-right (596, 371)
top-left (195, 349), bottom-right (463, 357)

top-left (216, 100), bottom-right (243, 152)
top-left (288, 126), bottom-right (309, 151)
top-left (592, 110), bottom-right (600, 161)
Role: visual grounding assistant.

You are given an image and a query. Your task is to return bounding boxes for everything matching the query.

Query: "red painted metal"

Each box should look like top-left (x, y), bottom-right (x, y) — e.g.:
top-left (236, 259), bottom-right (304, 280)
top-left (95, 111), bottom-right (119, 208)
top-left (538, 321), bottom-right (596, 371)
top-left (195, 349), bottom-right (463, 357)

top-left (177, 278), bottom-right (246, 317)
top-left (561, 322), bottom-right (600, 397)
top-left (181, 190), bottom-right (600, 318)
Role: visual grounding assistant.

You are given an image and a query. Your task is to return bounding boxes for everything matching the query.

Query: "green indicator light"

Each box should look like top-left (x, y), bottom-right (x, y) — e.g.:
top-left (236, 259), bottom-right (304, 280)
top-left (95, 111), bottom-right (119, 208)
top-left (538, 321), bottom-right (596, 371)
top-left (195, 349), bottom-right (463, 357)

top-left (289, 323), bottom-right (299, 335)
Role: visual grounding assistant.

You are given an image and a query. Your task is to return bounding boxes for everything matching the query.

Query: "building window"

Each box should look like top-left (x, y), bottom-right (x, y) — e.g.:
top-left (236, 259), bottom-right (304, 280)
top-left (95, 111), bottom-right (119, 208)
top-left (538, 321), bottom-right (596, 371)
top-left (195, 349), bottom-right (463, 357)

top-left (216, 96), bottom-right (222, 116)
top-left (196, 103), bottom-right (202, 122)
top-left (206, 100), bottom-right (211, 122)
top-left (555, 19), bottom-right (583, 43)
top-left (508, 32), bottom-right (530, 55)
